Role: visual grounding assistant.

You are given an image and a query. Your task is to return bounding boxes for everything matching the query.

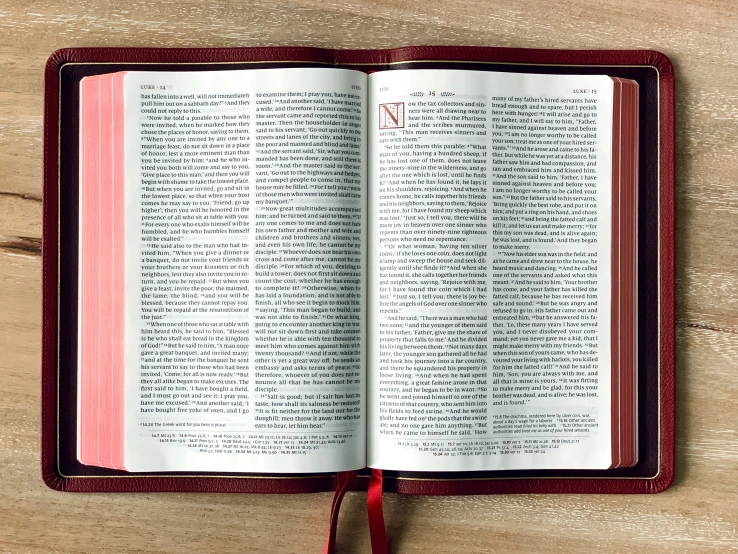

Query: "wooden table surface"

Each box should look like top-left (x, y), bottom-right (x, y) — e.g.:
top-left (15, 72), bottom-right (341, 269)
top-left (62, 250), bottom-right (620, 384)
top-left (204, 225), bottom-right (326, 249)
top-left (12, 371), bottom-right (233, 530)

top-left (1, 0), bottom-right (737, 552)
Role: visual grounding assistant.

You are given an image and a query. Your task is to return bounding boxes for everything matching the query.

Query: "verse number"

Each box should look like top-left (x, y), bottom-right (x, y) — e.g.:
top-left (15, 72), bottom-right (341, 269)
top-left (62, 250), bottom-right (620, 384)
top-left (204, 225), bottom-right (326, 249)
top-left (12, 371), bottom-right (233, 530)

top-left (429, 90), bottom-right (436, 96)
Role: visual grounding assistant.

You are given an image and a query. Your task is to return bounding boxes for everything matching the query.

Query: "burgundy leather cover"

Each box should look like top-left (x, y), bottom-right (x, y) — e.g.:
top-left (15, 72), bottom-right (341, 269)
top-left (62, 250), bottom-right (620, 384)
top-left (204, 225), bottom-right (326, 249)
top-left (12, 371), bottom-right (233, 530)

top-left (42, 46), bottom-right (674, 494)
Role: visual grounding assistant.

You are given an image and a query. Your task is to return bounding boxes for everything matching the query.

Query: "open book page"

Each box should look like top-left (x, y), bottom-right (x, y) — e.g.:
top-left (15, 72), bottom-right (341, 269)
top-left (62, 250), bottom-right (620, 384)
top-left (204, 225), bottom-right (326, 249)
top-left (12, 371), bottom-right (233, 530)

top-left (123, 68), bottom-right (367, 473)
top-left (367, 70), bottom-right (614, 471)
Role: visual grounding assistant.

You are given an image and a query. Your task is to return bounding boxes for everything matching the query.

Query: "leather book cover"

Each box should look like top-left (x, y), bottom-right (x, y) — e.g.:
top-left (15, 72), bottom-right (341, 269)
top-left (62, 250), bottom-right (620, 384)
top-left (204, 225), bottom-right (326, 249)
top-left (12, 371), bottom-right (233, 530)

top-left (42, 46), bottom-right (674, 494)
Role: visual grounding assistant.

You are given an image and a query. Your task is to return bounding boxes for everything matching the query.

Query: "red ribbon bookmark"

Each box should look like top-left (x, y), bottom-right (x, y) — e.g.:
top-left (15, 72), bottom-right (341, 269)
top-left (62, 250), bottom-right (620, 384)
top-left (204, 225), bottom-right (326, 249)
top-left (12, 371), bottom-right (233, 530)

top-left (367, 469), bottom-right (389, 554)
top-left (324, 469), bottom-right (389, 554)
top-left (324, 470), bottom-right (358, 554)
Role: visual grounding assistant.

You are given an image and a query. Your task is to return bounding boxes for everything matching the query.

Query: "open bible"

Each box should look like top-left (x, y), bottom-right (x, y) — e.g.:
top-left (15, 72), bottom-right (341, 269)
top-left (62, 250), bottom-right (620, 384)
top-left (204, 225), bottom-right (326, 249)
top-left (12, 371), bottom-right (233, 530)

top-left (76, 66), bottom-right (638, 474)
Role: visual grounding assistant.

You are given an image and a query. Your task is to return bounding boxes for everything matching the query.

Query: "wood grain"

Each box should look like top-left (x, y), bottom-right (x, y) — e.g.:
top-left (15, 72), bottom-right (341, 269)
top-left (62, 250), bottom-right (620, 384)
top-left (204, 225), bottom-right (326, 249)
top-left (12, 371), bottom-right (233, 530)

top-left (0, 0), bottom-right (736, 551)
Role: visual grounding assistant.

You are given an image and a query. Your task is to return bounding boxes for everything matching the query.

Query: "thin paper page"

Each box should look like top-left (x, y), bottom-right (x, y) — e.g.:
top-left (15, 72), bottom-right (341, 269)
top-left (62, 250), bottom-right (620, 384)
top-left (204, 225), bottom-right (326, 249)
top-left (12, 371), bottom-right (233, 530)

top-left (368, 70), bottom-right (613, 471)
top-left (123, 68), bottom-right (367, 473)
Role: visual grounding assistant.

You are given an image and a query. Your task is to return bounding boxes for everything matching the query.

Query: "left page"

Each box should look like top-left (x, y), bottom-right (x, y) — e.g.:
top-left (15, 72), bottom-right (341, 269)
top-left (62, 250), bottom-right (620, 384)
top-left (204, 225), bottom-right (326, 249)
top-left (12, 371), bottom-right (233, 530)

top-left (123, 68), bottom-right (367, 473)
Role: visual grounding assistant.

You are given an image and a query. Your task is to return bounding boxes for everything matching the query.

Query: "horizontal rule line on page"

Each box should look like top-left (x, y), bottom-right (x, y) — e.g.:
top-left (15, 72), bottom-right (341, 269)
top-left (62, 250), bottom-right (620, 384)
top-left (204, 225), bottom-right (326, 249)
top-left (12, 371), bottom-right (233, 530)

top-left (385, 436), bottom-right (588, 442)
top-left (142, 429), bottom-right (356, 434)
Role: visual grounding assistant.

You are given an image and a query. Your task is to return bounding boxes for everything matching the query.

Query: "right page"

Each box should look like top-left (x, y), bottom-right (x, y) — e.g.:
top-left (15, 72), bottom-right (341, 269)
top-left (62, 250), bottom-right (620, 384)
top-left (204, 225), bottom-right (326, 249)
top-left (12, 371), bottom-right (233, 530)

top-left (368, 70), bottom-right (614, 471)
